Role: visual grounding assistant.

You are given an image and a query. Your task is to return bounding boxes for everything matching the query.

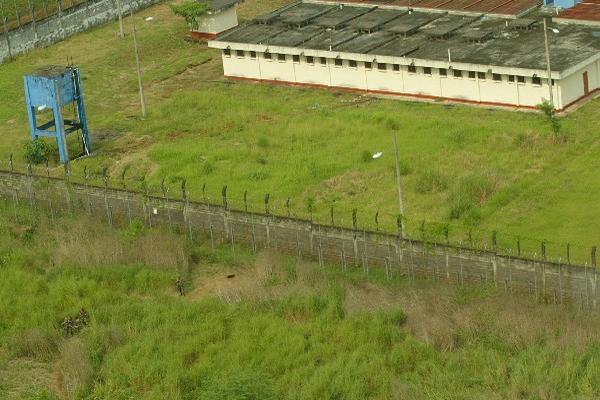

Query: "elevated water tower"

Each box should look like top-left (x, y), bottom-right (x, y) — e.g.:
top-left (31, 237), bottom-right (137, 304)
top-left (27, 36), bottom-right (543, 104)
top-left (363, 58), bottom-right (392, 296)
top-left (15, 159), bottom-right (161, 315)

top-left (24, 65), bottom-right (91, 164)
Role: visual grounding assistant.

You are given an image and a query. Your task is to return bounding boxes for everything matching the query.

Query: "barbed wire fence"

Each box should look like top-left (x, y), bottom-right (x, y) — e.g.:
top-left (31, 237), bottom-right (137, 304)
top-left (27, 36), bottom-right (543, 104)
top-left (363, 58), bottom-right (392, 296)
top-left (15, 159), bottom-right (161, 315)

top-left (1, 157), bottom-right (598, 309)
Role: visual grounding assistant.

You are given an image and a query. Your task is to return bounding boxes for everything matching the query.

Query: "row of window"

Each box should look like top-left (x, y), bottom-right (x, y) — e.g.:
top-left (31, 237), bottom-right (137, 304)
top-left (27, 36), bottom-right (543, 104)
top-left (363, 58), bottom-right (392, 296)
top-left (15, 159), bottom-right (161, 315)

top-left (223, 49), bottom-right (549, 85)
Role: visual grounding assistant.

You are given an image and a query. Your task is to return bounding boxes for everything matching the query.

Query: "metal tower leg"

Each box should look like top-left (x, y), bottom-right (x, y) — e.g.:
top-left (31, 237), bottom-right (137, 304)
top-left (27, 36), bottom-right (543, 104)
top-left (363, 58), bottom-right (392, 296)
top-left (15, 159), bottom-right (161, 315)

top-left (74, 69), bottom-right (91, 155)
top-left (53, 81), bottom-right (69, 164)
top-left (24, 80), bottom-right (38, 141)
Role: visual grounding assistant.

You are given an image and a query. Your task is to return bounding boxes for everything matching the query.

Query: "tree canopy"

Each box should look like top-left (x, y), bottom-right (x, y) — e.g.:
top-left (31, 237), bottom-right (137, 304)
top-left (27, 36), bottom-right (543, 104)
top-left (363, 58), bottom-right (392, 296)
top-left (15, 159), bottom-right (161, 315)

top-left (170, 1), bottom-right (208, 31)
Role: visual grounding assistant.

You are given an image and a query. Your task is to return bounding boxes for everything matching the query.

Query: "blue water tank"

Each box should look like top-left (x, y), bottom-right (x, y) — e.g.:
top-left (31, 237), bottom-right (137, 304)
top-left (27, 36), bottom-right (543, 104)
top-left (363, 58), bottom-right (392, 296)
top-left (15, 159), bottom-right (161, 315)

top-left (24, 66), bottom-right (91, 164)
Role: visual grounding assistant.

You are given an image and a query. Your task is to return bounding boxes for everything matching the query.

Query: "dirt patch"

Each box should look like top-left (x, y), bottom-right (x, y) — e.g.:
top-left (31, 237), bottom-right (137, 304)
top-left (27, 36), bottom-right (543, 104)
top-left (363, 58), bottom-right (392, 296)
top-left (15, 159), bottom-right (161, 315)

top-left (318, 170), bottom-right (370, 198)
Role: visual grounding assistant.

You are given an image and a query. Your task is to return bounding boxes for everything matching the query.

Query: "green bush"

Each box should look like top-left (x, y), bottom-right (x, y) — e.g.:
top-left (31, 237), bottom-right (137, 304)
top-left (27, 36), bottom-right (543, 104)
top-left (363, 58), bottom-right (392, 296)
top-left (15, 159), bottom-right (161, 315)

top-left (414, 168), bottom-right (448, 194)
top-left (257, 136), bottom-right (270, 148)
top-left (361, 150), bottom-right (372, 162)
top-left (10, 328), bottom-right (58, 362)
top-left (448, 173), bottom-right (495, 220)
top-left (170, 1), bottom-right (208, 30)
top-left (23, 139), bottom-right (52, 165)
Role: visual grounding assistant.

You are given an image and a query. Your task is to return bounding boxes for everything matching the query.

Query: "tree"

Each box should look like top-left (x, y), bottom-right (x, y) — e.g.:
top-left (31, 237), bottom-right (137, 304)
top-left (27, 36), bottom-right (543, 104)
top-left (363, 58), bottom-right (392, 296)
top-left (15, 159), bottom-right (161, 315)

top-left (537, 99), bottom-right (562, 141)
top-left (170, 1), bottom-right (208, 31)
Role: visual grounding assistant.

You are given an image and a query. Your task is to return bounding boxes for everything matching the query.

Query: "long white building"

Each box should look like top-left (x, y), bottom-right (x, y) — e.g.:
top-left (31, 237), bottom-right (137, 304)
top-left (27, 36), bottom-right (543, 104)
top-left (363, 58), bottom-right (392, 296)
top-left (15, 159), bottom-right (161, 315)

top-left (209, 1), bottom-right (600, 110)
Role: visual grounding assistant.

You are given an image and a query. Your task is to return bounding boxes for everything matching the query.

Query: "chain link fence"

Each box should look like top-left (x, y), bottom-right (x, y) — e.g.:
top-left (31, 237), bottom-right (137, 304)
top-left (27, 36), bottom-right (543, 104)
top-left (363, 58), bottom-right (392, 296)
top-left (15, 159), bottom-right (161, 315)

top-left (1, 163), bottom-right (598, 308)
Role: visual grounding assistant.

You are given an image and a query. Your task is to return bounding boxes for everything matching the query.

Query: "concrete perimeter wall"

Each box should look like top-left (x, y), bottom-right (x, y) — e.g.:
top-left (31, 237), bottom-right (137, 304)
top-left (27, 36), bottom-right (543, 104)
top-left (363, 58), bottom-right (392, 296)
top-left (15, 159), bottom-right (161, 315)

top-left (0, 0), bottom-right (162, 64)
top-left (1, 169), bottom-right (599, 307)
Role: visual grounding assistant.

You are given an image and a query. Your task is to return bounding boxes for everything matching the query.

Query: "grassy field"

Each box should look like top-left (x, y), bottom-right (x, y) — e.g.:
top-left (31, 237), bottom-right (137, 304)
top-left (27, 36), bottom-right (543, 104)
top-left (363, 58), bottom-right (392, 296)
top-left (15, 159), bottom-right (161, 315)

top-left (0, 0), bottom-right (599, 262)
top-left (2, 203), bottom-right (600, 400)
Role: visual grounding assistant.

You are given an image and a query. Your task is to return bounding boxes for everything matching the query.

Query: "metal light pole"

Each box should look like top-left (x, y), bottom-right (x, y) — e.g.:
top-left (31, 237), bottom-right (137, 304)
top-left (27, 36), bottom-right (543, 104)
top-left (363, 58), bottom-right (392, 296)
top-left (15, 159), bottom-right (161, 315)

top-left (131, 10), bottom-right (146, 117)
top-left (543, 17), bottom-right (554, 107)
top-left (392, 130), bottom-right (406, 238)
top-left (116, 0), bottom-right (124, 38)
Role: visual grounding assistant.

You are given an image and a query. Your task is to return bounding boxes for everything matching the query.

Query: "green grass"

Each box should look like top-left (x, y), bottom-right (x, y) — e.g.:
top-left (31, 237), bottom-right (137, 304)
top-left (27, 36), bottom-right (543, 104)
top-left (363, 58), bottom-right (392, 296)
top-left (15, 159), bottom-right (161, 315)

top-left (0, 0), bottom-right (599, 264)
top-left (2, 202), bottom-right (600, 399)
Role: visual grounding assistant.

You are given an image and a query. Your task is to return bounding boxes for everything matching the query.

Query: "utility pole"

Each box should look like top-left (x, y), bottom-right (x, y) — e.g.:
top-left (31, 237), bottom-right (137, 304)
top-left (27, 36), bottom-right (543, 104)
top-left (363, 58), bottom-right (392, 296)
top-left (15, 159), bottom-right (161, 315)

top-left (116, 0), bottom-right (124, 38)
top-left (543, 17), bottom-right (554, 107)
top-left (2, 15), bottom-right (12, 61)
top-left (131, 10), bottom-right (146, 117)
top-left (392, 130), bottom-right (406, 238)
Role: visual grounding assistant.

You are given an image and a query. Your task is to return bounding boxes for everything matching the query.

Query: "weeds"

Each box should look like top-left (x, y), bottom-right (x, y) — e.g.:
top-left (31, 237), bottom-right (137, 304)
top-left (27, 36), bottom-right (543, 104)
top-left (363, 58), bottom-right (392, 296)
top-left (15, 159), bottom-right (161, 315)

top-left (448, 172), bottom-right (496, 220)
top-left (414, 168), bottom-right (448, 194)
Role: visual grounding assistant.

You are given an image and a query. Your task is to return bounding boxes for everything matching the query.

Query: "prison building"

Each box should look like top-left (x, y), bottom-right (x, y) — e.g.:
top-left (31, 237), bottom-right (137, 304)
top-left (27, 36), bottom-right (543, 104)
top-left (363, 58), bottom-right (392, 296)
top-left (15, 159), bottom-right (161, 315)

top-left (554, 0), bottom-right (600, 26)
top-left (321, 0), bottom-right (541, 17)
top-left (208, 1), bottom-right (600, 111)
top-left (192, 0), bottom-right (244, 39)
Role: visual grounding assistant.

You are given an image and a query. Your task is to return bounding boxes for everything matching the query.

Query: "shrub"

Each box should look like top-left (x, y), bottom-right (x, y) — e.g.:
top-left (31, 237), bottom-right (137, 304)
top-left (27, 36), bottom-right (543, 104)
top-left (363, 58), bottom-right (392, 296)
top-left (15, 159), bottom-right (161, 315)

top-left (361, 150), bottom-right (372, 163)
top-left (23, 139), bottom-right (52, 165)
top-left (11, 329), bottom-right (58, 362)
top-left (200, 160), bottom-right (215, 175)
top-left (383, 309), bottom-right (407, 326)
top-left (537, 100), bottom-right (563, 141)
top-left (257, 136), bottom-right (270, 148)
top-left (448, 130), bottom-right (465, 145)
top-left (448, 173), bottom-right (495, 220)
top-left (247, 170), bottom-right (270, 181)
top-left (170, 1), bottom-right (207, 30)
top-left (414, 168), bottom-right (448, 194)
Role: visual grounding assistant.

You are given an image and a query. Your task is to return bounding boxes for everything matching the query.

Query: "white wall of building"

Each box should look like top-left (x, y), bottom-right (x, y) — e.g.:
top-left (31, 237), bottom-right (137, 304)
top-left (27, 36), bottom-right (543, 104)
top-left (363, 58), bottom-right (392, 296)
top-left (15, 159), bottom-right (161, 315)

top-left (220, 48), bottom-right (598, 110)
top-left (196, 6), bottom-right (238, 35)
top-left (558, 59), bottom-right (600, 108)
top-left (293, 57), bottom-right (331, 86)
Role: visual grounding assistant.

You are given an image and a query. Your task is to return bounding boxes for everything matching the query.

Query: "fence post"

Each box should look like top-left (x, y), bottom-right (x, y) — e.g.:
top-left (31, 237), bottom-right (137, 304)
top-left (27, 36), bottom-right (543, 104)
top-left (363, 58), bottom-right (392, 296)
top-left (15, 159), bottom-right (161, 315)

top-left (13, 0), bottom-right (21, 27)
top-left (286, 197), bottom-right (290, 218)
top-left (533, 253), bottom-right (538, 302)
top-left (330, 205), bottom-right (334, 226)
top-left (181, 179), bottom-right (192, 241)
top-left (121, 170), bottom-right (131, 224)
top-left (444, 225), bottom-right (450, 281)
top-left (45, 160), bottom-right (54, 222)
top-left (583, 262), bottom-right (590, 308)
top-left (2, 16), bottom-right (12, 61)
top-left (56, 0), bottom-right (64, 39)
top-left (63, 164), bottom-right (72, 212)
top-left (508, 250), bottom-right (513, 294)
top-left (222, 185), bottom-right (229, 239)
top-left (26, 162), bottom-right (35, 209)
top-left (27, 0), bottom-right (38, 42)
top-left (243, 190), bottom-right (248, 212)
top-left (250, 212), bottom-right (256, 253)
top-left (558, 258), bottom-right (563, 305)
top-left (264, 194), bottom-right (270, 247)
top-left (103, 172), bottom-right (112, 226)
top-left (161, 179), bottom-right (172, 231)
top-left (592, 247), bottom-right (598, 308)
top-left (362, 230), bottom-right (368, 274)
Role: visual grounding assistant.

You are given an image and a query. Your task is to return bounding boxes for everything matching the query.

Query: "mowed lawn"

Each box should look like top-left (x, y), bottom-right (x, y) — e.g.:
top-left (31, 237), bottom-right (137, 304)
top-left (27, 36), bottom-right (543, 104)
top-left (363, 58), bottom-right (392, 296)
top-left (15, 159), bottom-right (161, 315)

top-left (0, 0), bottom-right (599, 262)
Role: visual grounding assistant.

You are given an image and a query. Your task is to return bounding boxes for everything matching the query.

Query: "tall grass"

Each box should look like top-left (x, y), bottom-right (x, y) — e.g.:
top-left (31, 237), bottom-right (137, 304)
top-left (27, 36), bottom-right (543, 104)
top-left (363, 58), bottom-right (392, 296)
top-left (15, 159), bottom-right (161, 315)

top-left (2, 204), bottom-right (600, 399)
